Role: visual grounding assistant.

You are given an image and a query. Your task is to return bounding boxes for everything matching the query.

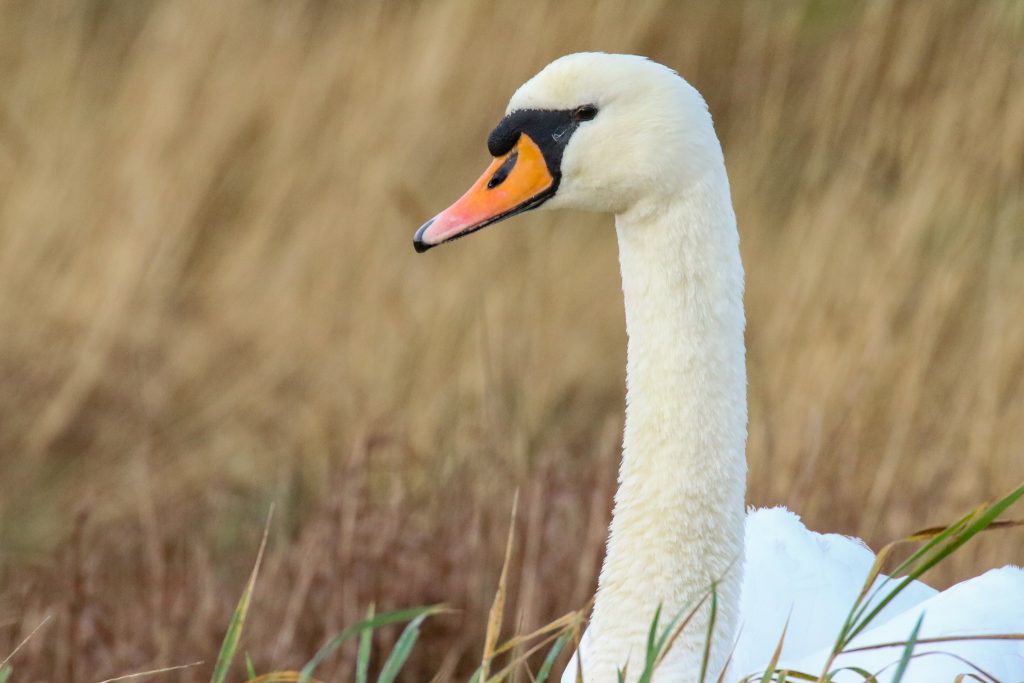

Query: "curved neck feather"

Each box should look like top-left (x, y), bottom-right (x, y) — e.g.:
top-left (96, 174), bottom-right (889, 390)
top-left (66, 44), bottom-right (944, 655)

top-left (587, 173), bottom-right (748, 681)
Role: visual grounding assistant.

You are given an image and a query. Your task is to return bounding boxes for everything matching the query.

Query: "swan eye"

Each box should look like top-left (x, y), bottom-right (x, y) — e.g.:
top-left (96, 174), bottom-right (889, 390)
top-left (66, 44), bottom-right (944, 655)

top-left (574, 104), bottom-right (598, 121)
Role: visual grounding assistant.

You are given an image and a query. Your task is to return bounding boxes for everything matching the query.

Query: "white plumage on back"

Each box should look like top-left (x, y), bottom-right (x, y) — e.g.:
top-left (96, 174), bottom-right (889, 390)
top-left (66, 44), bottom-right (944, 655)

top-left (733, 507), bottom-right (938, 674)
top-left (565, 507), bottom-right (1023, 681)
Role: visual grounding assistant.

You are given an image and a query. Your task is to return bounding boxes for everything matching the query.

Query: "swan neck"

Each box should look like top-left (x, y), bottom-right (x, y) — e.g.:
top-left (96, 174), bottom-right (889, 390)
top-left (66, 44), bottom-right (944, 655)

top-left (588, 180), bottom-right (748, 680)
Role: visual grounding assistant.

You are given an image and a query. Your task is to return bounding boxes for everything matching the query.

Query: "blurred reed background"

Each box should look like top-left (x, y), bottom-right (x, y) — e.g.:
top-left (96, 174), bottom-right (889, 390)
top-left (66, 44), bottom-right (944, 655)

top-left (1, 0), bottom-right (1023, 680)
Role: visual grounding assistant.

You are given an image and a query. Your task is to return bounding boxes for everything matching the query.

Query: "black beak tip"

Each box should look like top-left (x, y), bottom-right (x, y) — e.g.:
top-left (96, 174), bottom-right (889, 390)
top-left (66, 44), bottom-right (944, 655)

top-left (413, 219), bottom-right (435, 254)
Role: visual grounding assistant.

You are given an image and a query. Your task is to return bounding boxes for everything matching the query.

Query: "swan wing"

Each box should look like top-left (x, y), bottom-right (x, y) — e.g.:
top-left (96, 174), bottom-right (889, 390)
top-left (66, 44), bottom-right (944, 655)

top-left (789, 566), bottom-right (1024, 682)
top-left (732, 507), bottom-right (937, 676)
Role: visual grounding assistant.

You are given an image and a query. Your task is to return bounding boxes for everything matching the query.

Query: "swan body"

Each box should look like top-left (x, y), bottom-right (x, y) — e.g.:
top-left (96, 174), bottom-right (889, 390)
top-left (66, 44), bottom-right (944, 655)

top-left (414, 52), bottom-right (1024, 682)
top-left (566, 509), bottom-right (1023, 681)
top-left (737, 508), bottom-right (1024, 682)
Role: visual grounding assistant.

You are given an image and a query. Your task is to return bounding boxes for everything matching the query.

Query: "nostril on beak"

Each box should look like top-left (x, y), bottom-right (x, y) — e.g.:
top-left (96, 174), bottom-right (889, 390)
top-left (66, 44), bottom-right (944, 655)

top-left (486, 149), bottom-right (519, 189)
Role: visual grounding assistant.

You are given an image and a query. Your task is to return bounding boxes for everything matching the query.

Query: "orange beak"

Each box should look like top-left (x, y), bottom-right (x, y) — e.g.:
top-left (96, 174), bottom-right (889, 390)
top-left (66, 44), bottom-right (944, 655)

top-left (414, 132), bottom-right (555, 252)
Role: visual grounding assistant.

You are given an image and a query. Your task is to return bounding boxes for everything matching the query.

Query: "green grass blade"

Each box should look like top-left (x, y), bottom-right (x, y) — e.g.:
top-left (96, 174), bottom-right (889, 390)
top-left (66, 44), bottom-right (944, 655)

top-left (888, 614), bottom-right (924, 683)
top-left (837, 507), bottom-right (975, 650)
top-left (840, 667), bottom-right (875, 680)
top-left (211, 507), bottom-right (272, 683)
top-left (477, 622), bottom-right (575, 683)
top-left (758, 614), bottom-right (790, 683)
top-left (535, 633), bottom-right (570, 683)
top-left (356, 604), bottom-right (375, 683)
top-left (0, 664), bottom-right (11, 683)
top-left (654, 592), bottom-right (711, 670)
top-left (844, 483), bottom-right (1024, 645)
top-left (635, 603), bottom-right (662, 683)
top-left (246, 653), bottom-right (257, 680)
top-left (654, 597), bottom-right (697, 660)
top-left (767, 671), bottom-right (818, 682)
top-left (825, 666), bottom-right (877, 681)
top-left (839, 486), bottom-right (1021, 653)
top-left (377, 613), bottom-right (429, 683)
top-left (886, 510), bottom-right (980, 578)
top-left (299, 605), bottom-right (443, 683)
top-left (698, 584), bottom-right (718, 683)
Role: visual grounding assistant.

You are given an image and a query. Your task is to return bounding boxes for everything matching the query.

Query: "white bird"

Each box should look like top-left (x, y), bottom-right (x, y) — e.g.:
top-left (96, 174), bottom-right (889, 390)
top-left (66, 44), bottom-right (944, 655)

top-left (413, 53), bottom-right (1024, 683)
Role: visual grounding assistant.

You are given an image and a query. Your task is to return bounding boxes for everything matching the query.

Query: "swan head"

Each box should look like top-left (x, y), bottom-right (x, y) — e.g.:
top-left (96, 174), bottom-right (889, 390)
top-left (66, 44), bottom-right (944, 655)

top-left (414, 52), bottom-right (723, 252)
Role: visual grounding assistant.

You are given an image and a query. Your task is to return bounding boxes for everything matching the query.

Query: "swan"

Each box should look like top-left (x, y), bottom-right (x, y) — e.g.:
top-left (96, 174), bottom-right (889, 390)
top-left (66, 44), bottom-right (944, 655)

top-left (412, 53), bottom-right (1024, 682)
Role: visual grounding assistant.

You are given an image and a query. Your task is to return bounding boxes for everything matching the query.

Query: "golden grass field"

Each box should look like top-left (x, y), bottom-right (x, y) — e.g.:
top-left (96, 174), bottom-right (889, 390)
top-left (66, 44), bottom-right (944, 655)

top-left (1, 1), bottom-right (1023, 680)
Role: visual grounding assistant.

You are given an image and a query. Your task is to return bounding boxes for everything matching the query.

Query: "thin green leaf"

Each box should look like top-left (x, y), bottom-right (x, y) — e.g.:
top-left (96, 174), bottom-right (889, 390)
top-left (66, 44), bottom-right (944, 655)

top-left (636, 603), bottom-right (662, 683)
top-left (654, 592), bottom-right (711, 670)
top-left (299, 605), bottom-right (444, 683)
top-left (483, 627), bottom-right (576, 683)
top-left (840, 511), bottom-right (1021, 650)
top-left (246, 653), bottom-right (257, 680)
top-left (636, 593), bottom-right (709, 682)
top-left (211, 507), bottom-right (272, 683)
top-left (835, 539), bottom-right (905, 648)
top-left (698, 584), bottom-right (719, 683)
top-left (838, 509), bottom-right (973, 649)
top-left (769, 671), bottom-right (817, 682)
top-left (535, 633), bottom-right (570, 683)
top-left (478, 635), bottom-right (576, 683)
top-left (0, 665), bottom-right (11, 683)
top-left (844, 483), bottom-right (1024, 646)
top-left (888, 614), bottom-right (924, 683)
top-left (356, 604), bottom-right (375, 683)
top-left (758, 614), bottom-right (790, 683)
top-left (377, 613), bottom-right (429, 683)
top-left (824, 666), bottom-right (878, 681)
top-left (887, 511), bottom-right (979, 577)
